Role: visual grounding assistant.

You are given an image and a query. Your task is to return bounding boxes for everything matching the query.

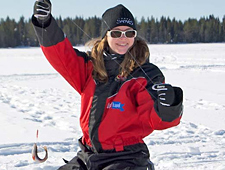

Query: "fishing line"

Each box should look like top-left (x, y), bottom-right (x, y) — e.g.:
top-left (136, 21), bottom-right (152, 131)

top-left (70, 20), bottom-right (93, 40)
top-left (72, 18), bottom-right (159, 100)
top-left (41, 22), bottom-right (44, 47)
top-left (36, 129), bottom-right (39, 143)
top-left (102, 19), bottom-right (155, 83)
top-left (101, 19), bottom-right (159, 99)
top-left (39, 11), bottom-right (159, 100)
top-left (112, 58), bottom-right (158, 100)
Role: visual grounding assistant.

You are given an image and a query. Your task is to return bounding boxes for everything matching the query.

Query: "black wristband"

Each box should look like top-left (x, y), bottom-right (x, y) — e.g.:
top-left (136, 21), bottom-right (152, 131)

top-left (32, 14), bottom-right (52, 28)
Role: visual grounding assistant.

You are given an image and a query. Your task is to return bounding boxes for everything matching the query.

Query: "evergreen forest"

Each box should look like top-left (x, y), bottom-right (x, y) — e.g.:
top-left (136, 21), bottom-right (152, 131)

top-left (0, 15), bottom-right (225, 48)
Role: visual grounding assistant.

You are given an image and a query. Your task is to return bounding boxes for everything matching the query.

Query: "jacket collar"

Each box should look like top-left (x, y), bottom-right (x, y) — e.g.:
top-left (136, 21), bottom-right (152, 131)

top-left (103, 51), bottom-right (125, 78)
top-left (103, 51), bottom-right (125, 61)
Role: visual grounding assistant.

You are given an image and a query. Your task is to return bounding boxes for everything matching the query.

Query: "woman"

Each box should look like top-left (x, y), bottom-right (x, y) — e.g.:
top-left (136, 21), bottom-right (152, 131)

top-left (32, 1), bottom-right (183, 169)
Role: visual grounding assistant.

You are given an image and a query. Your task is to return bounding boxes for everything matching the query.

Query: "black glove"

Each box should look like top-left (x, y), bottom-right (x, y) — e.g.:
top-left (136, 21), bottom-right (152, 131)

top-left (152, 83), bottom-right (175, 106)
top-left (33, 0), bottom-right (52, 23)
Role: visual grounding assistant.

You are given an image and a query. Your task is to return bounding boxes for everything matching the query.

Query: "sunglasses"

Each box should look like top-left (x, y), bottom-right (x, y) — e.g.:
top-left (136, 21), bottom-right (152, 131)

top-left (108, 30), bottom-right (137, 38)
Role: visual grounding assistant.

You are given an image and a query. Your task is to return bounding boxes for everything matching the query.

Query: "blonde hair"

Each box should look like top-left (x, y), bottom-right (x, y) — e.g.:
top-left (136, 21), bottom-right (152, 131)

top-left (86, 36), bottom-right (150, 82)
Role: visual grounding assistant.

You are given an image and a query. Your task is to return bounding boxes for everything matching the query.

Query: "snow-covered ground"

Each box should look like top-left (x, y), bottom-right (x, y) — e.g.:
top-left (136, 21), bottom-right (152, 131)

top-left (0, 43), bottom-right (225, 170)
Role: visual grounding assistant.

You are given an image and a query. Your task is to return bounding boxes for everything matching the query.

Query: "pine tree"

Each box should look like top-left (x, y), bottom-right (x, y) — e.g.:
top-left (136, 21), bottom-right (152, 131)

top-left (222, 15), bottom-right (225, 41)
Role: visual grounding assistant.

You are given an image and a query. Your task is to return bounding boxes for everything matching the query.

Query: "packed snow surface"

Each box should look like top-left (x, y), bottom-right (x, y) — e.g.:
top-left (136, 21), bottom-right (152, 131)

top-left (0, 43), bottom-right (225, 170)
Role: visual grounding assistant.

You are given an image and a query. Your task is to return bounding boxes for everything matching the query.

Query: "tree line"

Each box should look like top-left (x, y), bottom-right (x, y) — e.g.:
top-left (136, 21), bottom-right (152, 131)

top-left (0, 15), bottom-right (225, 48)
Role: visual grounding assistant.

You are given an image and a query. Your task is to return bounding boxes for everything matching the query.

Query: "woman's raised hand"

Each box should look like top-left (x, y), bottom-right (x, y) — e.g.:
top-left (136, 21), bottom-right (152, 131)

top-left (33, 0), bottom-right (52, 22)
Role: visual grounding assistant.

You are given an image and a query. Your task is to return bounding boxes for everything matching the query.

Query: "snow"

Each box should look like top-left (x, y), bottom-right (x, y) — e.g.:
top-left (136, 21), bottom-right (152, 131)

top-left (0, 43), bottom-right (225, 170)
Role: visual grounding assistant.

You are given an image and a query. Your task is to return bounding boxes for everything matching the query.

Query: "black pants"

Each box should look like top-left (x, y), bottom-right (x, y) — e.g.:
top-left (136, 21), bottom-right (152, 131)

top-left (58, 139), bottom-right (155, 170)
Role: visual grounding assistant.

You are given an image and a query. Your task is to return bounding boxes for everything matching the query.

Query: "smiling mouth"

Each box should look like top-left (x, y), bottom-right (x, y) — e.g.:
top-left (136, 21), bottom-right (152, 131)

top-left (117, 43), bottom-right (128, 47)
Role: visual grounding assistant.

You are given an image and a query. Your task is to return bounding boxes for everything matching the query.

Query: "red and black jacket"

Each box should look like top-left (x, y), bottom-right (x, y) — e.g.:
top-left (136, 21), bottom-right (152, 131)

top-left (32, 16), bottom-right (183, 153)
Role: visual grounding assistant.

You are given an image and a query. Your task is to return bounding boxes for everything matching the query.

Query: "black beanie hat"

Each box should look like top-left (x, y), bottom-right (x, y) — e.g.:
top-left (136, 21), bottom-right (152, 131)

top-left (101, 4), bottom-right (136, 38)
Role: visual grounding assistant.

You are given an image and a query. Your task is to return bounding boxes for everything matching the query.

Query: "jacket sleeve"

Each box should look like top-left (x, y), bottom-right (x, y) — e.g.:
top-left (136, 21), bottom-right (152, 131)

top-left (135, 63), bottom-right (183, 130)
top-left (32, 15), bottom-right (93, 94)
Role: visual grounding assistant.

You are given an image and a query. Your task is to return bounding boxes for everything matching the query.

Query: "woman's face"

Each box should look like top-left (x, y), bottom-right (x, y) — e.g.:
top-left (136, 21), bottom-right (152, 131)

top-left (107, 26), bottom-right (135, 55)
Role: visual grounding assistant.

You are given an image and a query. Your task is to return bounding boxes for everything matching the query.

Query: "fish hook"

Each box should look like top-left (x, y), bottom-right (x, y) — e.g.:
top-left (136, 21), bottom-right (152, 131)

top-left (32, 130), bottom-right (48, 163)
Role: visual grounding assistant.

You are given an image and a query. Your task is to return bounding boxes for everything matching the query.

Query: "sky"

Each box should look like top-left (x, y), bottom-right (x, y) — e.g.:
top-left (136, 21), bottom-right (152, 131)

top-left (1, 0), bottom-right (225, 22)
